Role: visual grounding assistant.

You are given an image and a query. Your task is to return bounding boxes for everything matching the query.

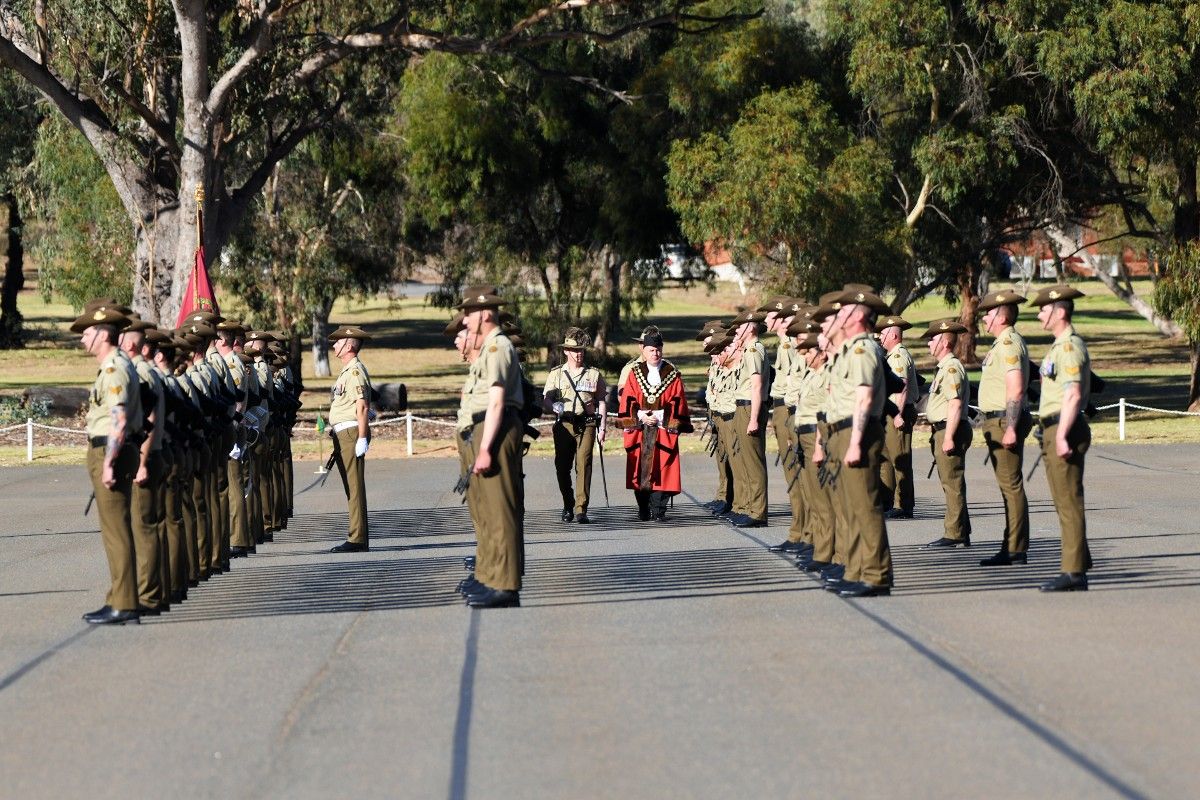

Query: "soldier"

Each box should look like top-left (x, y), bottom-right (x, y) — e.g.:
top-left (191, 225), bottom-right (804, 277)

top-left (452, 287), bottom-right (525, 609)
top-left (214, 320), bottom-right (254, 561)
top-left (616, 329), bottom-right (693, 522)
top-left (118, 315), bottom-right (168, 614)
top-left (922, 318), bottom-right (973, 548)
top-left (876, 315), bottom-right (919, 519)
top-left (692, 321), bottom-right (729, 515)
top-left (245, 332), bottom-right (278, 542)
top-left (1030, 285), bottom-right (1093, 592)
top-left (700, 328), bottom-right (729, 515)
top-left (73, 305), bottom-right (143, 624)
top-left (763, 299), bottom-right (807, 550)
top-left (790, 327), bottom-right (836, 573)
top-left (725, 308), bottom-right (770, 527)
top-left (327, 325), bottom-right (373, 553)
top-left (817, 284), bottom-right (893, 597)
top-left (543, 327), bottom-right (608, 523)
top-left (148, 330), bottom-right (191, 605)
top-left (974, 290), bottom-right (1033, 566)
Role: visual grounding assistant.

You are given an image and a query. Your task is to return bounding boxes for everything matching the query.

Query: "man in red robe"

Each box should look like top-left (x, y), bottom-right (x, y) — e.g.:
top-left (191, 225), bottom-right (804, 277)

top-left (617, 331), bottom-right (693, 521)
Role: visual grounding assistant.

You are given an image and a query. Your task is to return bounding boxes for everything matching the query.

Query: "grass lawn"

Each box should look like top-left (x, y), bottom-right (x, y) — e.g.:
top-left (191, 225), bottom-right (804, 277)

top-left (2, 276), bottom-right (1195, 465)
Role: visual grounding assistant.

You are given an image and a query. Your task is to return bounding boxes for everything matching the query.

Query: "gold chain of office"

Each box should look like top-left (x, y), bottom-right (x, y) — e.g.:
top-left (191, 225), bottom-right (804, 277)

top-left (632, 363), bottom-right (678, 404)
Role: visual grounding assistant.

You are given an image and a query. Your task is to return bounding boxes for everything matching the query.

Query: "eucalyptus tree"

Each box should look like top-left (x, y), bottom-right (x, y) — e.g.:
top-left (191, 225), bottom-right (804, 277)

top-left (0, 0), bottom-right (753, 323)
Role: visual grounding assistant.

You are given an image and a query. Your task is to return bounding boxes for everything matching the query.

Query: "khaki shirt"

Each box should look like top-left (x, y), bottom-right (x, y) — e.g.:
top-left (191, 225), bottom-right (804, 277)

top-left (131, 355), bottom-right (165, 451)
top-left (1038, 324), bottom-right (1090, 417)
top-left (544, 365), bottom-right (602, 416)
top-left (827, 333), bottom-right (886, 421)
top-left (733, 340), bottom-right (768, 402)
top-left (793, 365), bottom-right (828, 426)
top-left (330, 356), bottom-right (371, 425)
top-left (224, 351), bottom-right (247, 400)
top-left (207, 345), bottom-right (237, 395)
top-left (783, 355), bottom-right (810, 409)
top-left (709, 362), bottom-right (737, 413)
top-left (254, 359), bottom-right (274, 409)
top-left (978, 326), bottom-right (1029, 412)
top-left (770, 337), bottom-right (795, 399)
top-left (457, 328), bottom-right (523, 431)
top-left (885, 344), bottom-right (919, 409)
top-left (87, 351), bottom-right (140, 438)
top-left (926, 353), bottom-right (969, 423)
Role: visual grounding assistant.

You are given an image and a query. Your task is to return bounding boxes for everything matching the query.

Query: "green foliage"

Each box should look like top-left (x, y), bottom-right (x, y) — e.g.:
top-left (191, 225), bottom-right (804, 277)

top-left (26, 116), bottom-right (132, 309)
top-left (0, 396), bottom-right (49, 425)
top-left (0, 70), bottom-right (38, 191)
top-left (667, 84), bottom-right (903, 297)
top-left (1154, 244), bottom-right (1200, 342)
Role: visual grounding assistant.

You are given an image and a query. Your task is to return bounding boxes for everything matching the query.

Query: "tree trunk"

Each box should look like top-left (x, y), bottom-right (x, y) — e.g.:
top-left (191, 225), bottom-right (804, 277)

top-left (312, 304), bottom-right (333, 378)
top-left (594, 247), bottom-right (620, 353)
top-left (1, 193), bottom-right (25, 349)
top-left (1045, 226), bottom-right (1183, 338)
top-left (290, 330), bottom-right (305, 394)
top-left (1174, 154), bottom-right (1200, 247)
top-left (131, 206), bottom-right (183, 324)
top-left (955, 261), bottom-right (981, 366)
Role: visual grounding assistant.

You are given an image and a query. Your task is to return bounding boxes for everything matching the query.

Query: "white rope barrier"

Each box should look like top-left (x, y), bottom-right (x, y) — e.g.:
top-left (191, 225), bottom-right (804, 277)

top-left (9, 397), bottom-right (1193, 461)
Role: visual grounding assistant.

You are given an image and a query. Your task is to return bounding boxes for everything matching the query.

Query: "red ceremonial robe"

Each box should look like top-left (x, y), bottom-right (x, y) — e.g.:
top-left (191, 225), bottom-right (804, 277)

top-left (617, 361), bottom-right (693, 493)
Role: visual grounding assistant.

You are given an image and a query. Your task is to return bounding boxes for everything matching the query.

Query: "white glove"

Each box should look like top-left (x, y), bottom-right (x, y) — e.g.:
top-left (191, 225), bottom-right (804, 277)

top-left (552, 401), bottom-right (565, 416)
top-left (355, 437), bottom-right (369, 457)
top-left (229, 445), bottom-right (243, 461)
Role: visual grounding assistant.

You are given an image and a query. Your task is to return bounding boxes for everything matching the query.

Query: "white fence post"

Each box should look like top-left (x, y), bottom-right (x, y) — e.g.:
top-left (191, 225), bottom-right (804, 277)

top-left (1118, 397), bottom-right (1126, 442)
top-left (26, 417), bottom-right (33, 462)
top-left (405, 411), bottom-right (413, 457)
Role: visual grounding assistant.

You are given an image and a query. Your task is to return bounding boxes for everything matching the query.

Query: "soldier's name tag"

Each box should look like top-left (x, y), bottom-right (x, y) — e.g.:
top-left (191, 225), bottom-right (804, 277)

top-left (576, 380), bottom-right (596, 393)
top-left (1040, 360), bottom-right (1056, 379)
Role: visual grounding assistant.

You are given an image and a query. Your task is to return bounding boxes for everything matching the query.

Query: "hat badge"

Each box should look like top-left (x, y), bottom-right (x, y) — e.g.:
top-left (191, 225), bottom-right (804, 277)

top-left (1049, 290), bottom-right (1060, 299)
top-left (477, 294), bottom-right (486, 302)
top-left (997, 293), bottom-right (1006, 301)
top-left (832, 302), bottom-right (842, 310)
top-left (92, 310), bottom-right (105, 321)
top-left (939, 322), bottom-right (948, 330)
top-left (775, 302), bottom-right (783, 309)
top-left (856, 293), bottom-right (865, 302)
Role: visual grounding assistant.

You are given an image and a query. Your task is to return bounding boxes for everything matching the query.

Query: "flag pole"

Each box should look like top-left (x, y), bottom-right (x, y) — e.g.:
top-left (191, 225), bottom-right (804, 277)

top-left (194, 185), bottom-right (204, 311)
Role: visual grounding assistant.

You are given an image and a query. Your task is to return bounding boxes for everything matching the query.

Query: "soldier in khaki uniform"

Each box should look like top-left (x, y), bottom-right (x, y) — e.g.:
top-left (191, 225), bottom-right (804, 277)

top-left (875, 315), bottom-right (918, 519)
top-left (543, 327), bottom-right (608, 523)
top-left (215, 320), bottom-right (253, 561)
top-left (74, 306), bottom-right (143, 625)
top-left (815, 284), bottom-right (893, 597)
top-left (975, 290), bottom-right (1033, 566)
top-left (453, 287), bottom-right (524, 609)
top-left (698, 324), bottom-right (734, 515)
top-left (759, 298), bottom-right (803, 549)
top-left (327, 325), bottom-right (373, 553)
top-left (726, 308), bottom-right (770, 527)
top-left (922, 318), bottom-right (973, 547)
top-left (118, 315), bottom-right (168, 614)
top-left (790, 329), bottom-right (836, 573)
top-left (1031, 285), bottom-right (1093, 592)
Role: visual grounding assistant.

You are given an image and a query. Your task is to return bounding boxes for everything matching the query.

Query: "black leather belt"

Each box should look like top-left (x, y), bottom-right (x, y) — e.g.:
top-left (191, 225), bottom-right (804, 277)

top-left (1040, 412), bottom-right (1079, 428)
top-left (796, 423), bottom-right (818, 435)
top-left (735, 399), bottom-right (752, 407)
top-left (772, 398), bottom-right (787, 408)
top-left (931, 420), bottom-right (947, 432)
top-left (557, 413), bottom-right (597, 425)
top-left (88, 436), bottom-right (107, 448)
top-left (981, 410), bottom-right (1007, 419)
top-left (716, 410), bottom-right (736, 421)
top-left (826, 417), bottom-right (852, 433)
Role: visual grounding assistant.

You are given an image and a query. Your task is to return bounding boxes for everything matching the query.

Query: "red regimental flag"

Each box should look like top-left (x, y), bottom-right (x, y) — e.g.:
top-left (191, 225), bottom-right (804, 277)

top-left (175, 243), bottom-right (220, 326)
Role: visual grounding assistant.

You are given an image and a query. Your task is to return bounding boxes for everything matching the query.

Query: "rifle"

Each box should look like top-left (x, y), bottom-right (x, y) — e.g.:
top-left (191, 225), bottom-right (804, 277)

top-left (1027, 425), bottom-right (1045, 480)
top-left (596, 433), bottom-right (610, 507)
top-left (84, 492), bottom-right (95, 516)
top-left (453, 471), bottom-right (470, 504)
top-left (318, 451), bottom-right (336, 488)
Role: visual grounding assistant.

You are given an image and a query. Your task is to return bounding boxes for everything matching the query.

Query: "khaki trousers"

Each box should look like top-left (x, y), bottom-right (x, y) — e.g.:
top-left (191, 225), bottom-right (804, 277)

top-left (88, 443), bottom-right (139, 611)
top-left (772, 405), bottom-right (804, 542)
top-left (879, 407), bottom-right (916, 512)
top-left (1042, 420), bottom-right (1092, 573)
top-left (180, 449), bottom-right (199, 582)
top-left (981, 415), bottom-right (1031, 554)
top-left (798, 431), bottom-right (831, 552)
top-left (732, 404), bottom-right (768, 520)
top-left (468, 416), bottom-right (524, 591)
top-left (827, 423), bottom-right (892, 587)
top-left (192, 443), bottom-right (212, 575)
top-left (255, 445), bottom-right (271, 541)
top-left (164, 447), bottom-right (188, 593)
top-left (333, 427), bottom-right (369, 544)
top-left (228, 455), bottom-right (251, 548)
top-left (552, 419), bottom-right (596, 515)
top-left (130, 449), bottom-right (165, 608)
top-left (711, 413), bottom-right (735, 505)
top-left (931, 425), bottom-right (973, 541)
top-left (209, 437), bottom-right (226, 568)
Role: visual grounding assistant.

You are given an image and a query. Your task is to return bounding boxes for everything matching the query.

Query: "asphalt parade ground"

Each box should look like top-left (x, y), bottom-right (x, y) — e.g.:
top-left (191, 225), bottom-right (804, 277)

top-left (2, 443), bottom-right (1198, 799)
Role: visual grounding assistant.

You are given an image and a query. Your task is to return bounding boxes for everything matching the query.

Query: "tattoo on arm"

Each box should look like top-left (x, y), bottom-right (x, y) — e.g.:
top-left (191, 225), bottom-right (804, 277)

top-left (852, 405), bottom-right (869, 436)
top-left (1005, 399), bottom-right (1021, 428)
top-left (106, 406), bottom-right (127, 460)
